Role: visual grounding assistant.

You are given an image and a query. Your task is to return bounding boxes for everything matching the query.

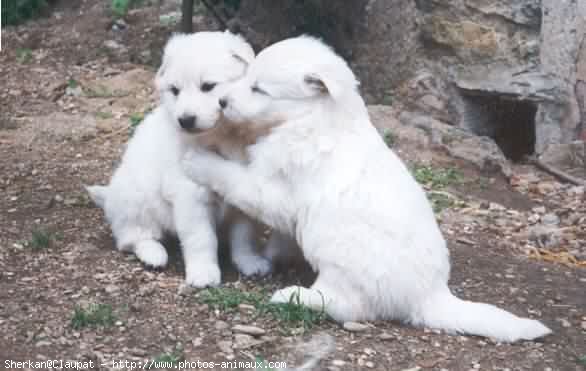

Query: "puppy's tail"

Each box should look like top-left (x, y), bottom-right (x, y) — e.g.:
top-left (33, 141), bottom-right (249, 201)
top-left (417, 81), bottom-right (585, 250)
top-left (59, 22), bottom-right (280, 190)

top-left (85, 185), bottom-right (108, 209)
top-left (416, 286), bottom-right (551, 343)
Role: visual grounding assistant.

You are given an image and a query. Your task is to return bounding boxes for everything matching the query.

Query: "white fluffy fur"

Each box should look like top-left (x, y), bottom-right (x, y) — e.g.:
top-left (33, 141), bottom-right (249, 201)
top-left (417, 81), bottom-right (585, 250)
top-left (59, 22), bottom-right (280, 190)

top-left (182, 36), bottom-right (552, 342)
top-left (86, 31), bottom-right (274, 286)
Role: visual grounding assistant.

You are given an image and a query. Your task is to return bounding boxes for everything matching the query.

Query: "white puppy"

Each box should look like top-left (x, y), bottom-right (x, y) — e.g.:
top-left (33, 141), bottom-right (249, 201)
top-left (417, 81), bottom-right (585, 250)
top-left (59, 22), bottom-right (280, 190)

top-left (86, 31), bottom-right (274, 287)
top-left (182, 36), bottom-right (552, 342)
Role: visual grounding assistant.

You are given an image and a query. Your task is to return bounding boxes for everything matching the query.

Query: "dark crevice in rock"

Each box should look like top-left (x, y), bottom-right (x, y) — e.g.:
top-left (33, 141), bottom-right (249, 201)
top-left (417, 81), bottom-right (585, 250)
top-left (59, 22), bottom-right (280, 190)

top-left (461, 94), bottom-right (537, 162)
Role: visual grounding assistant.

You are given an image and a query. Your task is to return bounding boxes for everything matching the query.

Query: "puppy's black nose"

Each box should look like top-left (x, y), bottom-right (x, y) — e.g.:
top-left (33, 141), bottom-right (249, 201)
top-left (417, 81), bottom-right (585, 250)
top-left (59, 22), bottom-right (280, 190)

top-left (178, 115), bottom-right (196, 130)
top-left (219, 98), bottom-right (228, 109)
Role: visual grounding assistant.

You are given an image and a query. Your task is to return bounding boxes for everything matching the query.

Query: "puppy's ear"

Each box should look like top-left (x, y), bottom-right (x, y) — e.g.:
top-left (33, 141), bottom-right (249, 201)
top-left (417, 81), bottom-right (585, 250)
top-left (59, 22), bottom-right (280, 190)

top-left (224, 30), bottom-right (255, 66)
top-left (304, 72), bottom-right (343, 99)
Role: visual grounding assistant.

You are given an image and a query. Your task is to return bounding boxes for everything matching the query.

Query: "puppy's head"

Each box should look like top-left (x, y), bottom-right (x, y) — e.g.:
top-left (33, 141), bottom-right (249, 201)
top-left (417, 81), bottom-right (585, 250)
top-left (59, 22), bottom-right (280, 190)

top-left (219, 35), bottom-right (360, 126)
top-left (155, 31), bottom-right (254, 133)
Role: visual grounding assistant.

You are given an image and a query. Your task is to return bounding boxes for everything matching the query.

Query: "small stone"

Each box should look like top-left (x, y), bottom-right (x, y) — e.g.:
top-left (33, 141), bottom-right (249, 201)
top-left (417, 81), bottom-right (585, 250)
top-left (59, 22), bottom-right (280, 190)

top-left (177, 283), bottom-right (196, 296)
top-left (104, 40), bottom-right (124, 50)
top-left (104, 284), bottom-right (119, 294)
top-left (541, 213), bottom-right (560, 226)
top-left (130, 348), bottom-right (146, 356)
top-left (379, 333), bottom-right (394, 340)
top-left (557, 318), bottom-right (571, 328)
top-left (231, 324), bottom-right (266, 336)
top-left (331, 360), bottom-right (346, 366)
top-left (215, 321), bottom-right (230, 331)
top-left (365, 361), bottom-right (375, 368)
top-left (343, 321), bottom-right (370, 332)
top-left (238, 303), bottom-right (255, 312)
top-left (532, 206), bottom-right (546, 214)
top-left (581, 321), bottom-right (586, 331)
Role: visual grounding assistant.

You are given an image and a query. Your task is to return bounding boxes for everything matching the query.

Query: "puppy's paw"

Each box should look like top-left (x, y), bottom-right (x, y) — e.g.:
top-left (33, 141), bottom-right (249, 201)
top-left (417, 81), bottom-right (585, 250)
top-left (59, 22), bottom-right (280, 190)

top-left (135, 240), bottom-right (168, 268)
top-left (182, 149), bottom-right (221, 177)
top-left (234, 254), bottom-right (273, 277)
top-left (270, 285), bottom-right (305, 304)
top-left (184, 263), bottom-right (222, 288)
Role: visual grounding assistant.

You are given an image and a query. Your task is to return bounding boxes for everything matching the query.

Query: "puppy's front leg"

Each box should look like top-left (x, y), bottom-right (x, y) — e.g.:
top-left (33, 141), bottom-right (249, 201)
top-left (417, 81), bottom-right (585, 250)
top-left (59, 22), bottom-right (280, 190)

top-left (183, 150), bottom-right (292, 231)
top-left (172, 179), bottom-right (221, 288)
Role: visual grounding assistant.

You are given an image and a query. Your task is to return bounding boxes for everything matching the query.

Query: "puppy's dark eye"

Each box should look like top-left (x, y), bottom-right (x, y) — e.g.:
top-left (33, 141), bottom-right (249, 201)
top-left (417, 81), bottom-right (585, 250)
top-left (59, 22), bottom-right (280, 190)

top-left (251, 85), bottom-right (267, 95)
top-left (201, 82), bottom-right (217, 92)
top-left (170, 86), bottom-right (180, 96)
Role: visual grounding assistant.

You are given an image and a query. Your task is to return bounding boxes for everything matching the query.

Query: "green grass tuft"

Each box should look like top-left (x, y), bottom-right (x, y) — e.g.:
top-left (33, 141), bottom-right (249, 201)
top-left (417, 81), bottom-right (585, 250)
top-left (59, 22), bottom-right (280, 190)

top-left (71, 303), bottom-right (117, 329)
top-left (16, 48), bottom-right (34, 63)
top-left (412, 165), bottom-right (462, 189)
top-left (382, 129), bottom-right (395, 148)
top-left (29, 229), bottom-right (53, 249)
top-left (148, 347), bottom-right (183, 369)
top-left (95, 111), bottom-right (114, 120)
top-left (198, 287), bottom-right (326, 331)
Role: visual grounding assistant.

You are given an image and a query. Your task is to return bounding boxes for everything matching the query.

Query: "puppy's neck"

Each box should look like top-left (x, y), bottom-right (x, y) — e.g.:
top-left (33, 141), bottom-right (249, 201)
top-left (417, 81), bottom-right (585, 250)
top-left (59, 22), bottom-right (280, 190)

top-left (192, 118), bottom-right (279, 163)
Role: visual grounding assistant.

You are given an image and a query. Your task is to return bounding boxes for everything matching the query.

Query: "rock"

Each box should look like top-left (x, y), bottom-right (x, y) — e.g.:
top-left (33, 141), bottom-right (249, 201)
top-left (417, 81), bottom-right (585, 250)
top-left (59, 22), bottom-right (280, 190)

top-left (331, 360), bottom-right (346, 366)
top-left (238, 303), bottom-right (255, 312)
top-left (527, 225), bottom-right (562, 248)
top-left (232, 333), bottom-right (265, 349)
top-left (159, 11), bottom-right (181, 26)
top-left (112, 19), bottom-right (128, 31)
top-left (231, 324), bottom-right (266, 336)
top-left (342, 321), bottom-right (370, 332)
top-left (217, 340), bottom-right (233, 354)
top-left (379, 333), bottom-right (395, 341)
top-left (104, 40), bottom-right (124, 51)
top-left (177, 283), bottom-right (196, 296)
top-left (104, 284), bottom-right (119, 294)
top-left (541, 213), bottom-right (560, 226)
top-left (215, 321), bottom-right (230, 331)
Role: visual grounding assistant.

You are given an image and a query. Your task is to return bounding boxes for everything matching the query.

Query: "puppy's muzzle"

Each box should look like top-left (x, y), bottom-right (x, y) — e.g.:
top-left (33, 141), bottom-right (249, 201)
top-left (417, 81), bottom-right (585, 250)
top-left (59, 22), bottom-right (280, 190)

top-left (178, 115), bottom-right (197, 131)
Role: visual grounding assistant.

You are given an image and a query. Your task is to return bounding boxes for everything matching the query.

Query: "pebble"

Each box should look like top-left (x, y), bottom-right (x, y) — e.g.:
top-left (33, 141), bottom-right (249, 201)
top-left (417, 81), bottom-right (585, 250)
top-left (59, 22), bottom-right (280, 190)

top-left (104, 284), bottom-right (119, 294)
top-left (215, 321), bottom-right (229, 331)
top-left (231, 324), bottom-right (266, 336)
top-left (331, 360), bottom-right (346, 366)
top-left (177, 283), bottom-right (196, 296)
top-left (541, 213), bottom-right (560, 226)
top-left (379, 333), bottom-right (394, 340)
top-left (343, 321), bottom-right (370, 332)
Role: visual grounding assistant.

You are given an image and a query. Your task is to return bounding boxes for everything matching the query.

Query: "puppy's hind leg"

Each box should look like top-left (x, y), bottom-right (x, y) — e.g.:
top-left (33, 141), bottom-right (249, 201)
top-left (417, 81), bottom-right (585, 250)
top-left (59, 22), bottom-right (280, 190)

top-left (134, 239), bottom-right (169, 268)
top-left (270, 271), bottom-right (368, 323)
top-left (229, 217), bottom-right (272, 277)
top-left (116, 226), bottom-right (168, 268)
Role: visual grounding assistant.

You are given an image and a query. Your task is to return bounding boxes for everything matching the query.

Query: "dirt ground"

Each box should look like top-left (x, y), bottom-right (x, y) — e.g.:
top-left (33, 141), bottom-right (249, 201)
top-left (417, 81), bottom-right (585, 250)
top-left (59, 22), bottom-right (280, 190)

top-left (1, 1), bottom-right (585, 370)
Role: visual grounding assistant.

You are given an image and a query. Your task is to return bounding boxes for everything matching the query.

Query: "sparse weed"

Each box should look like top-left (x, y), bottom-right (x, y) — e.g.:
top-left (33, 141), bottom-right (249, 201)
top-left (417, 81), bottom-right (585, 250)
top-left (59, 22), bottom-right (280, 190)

top-left (84, 84), bottom-right (113, 98)
top-left (111, 0), bottom-right (145, 18)
top-left (198, 287), bottom-right (265, 312)
top-left (95, 111), bottom-right (114, 120)
top-left (67, 78), bottom-right (79, 89)
top-left (16, 48), bottom-right (33, 63)
top-left (148, 346), bottom-right (183, 369)
top-left (383, 129), bottom-right (395, 148)
top-left (412, 165), bottom-right (462, 189)
top-left (197, 287), bottom-right (326, 330)
top-left (129, 112), bottom-right (144, 128)
top-left (29, 229), bottom-right (53, 249)
top-left (71, 303), bottom-right (117, 329)
top-left (254, 355), bottom-right (277, 371)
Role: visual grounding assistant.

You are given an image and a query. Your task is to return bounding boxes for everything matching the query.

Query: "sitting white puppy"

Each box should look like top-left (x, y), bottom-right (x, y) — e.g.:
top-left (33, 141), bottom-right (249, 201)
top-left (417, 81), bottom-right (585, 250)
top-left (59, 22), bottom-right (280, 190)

top-left (182, 36), bottom-right (552, 342)
top-left (86, 31), bottom-right (274, 287)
